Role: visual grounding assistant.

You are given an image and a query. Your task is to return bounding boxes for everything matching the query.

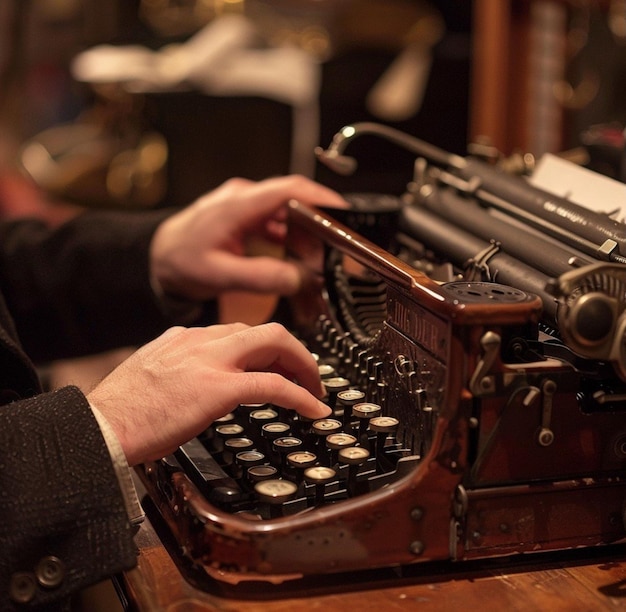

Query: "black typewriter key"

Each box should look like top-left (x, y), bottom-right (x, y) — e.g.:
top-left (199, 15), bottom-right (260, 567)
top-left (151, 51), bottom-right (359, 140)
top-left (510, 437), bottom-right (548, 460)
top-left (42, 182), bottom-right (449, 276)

top-left (304, 465), bottom-right (337, 505)
top-left (337, 389), bottom-right (366, 429)
top-left (208, 411), bottom-right (235, 428)
top-left (318, 363), bottom-right (336, 379)
top-left (312, 418), bottom-right (342, 458)
top-left (237, 402), bottom-right (268, 419)
top-left (353, 402), bottom-right (382, 444)
top-left (254, 479), bottom-right (299, 517)
top-left (247, 464), bottom-right (278, 485)
top-left (338, 446), bottom-right (371, 497)
top-left (236, 450), bottom-right (266, 469)
top-left (249, 408), bottom-right (279, 427)
top-left (287, 450), bottom-right (317, 470)
top-left (261, 421), bottom-right (291, 457)
top-left (215, 422), bottom-right (245, 439)
top-left (214, 423), bottom-right (245, 458)
top-left (326, 432), bottom-right (357, 450)
top-left (273, 436), bottom-right (304, 471)
top-left (262, 421), bottom-right (291, 440)
top-left (368, 415), bottom-right (399, 434)
top-left (235, 450), bottom-right (266, 484)
top-left (175, 438), bottom-right (243, 506)
top-left (248, 408), bottom-right (279, 445)
top-left (326, 432), bottom-right (357, 468)
top-left (204, 412), bottom-right (236, 450)
top-left (223, 437), bottom-right (255, 474)
top-left (287, 450), bottom-right (318, 488)
top-left (322, 376), bottom-right (351, 411)
top-left (312, 418), bottom-right (342, 436)
top-left (290, 413), bottom-right (315, 442)
top-left (334, 331), bottom-right (351, 359)
top-left (369, 416), bottom-right (400, 462)
top-left (368, 360), bottom-right (384, 401)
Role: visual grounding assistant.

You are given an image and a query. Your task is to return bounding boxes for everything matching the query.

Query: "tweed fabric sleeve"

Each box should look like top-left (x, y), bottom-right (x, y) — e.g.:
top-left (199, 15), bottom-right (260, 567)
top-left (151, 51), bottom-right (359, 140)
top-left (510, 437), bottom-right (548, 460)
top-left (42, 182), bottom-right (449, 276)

top-left (0, 385), bottom-right (137, 611)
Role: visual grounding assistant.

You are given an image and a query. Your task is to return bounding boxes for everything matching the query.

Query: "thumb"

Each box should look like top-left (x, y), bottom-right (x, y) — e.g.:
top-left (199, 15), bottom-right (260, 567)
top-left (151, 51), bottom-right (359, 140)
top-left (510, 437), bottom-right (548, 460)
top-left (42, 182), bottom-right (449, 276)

top-left (220, 254), bottom-right (302, 295)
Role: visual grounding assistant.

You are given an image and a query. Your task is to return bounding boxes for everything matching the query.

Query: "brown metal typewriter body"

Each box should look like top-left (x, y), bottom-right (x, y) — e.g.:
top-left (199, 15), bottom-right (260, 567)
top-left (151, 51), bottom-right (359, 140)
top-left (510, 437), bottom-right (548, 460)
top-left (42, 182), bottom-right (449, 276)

top-left (140, 124), bottom-right (626, 588)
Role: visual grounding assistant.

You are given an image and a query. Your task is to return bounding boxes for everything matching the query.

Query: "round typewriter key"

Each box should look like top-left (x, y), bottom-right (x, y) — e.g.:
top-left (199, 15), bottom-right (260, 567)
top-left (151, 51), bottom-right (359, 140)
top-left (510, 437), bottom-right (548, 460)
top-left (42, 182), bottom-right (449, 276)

top-left (287, 450), bottom-right (317, 469)
top-left (249, 408), bottom-right (278, 425)
top-left (339, 446), bottom-right (371, 497)
top-left (337, 389), bottom-right (366, 427)
top-left (255, 478), bottom-right (299, 504)
top-left (323, 377), bottom-right (351, 392)
top-left (273, 436), bottom-right (303, 452)
top-left (322, 376), bottom-right (351, 410)
top-left (326, 432), bottom-right (357, 467)
top-left (304, 466), bottom-right (336, 485)
top-left (236, 450), bottom-right (266, 468)
top-left (304, 465), bottom-right (337, 505)
top-left (353, 402), bottom-right (382, 442)
top-left (369, 416), bottom-right (399, 433)
top-left (338, 446), bottom-right (370, 465)
top-left (205, 412), bottom-right (236, 449)
top-left (261, 421), bottom-right (291, 440)
top-left (247, 464), bottom-right (278, 483)
top-left (318, 363), bottom-right (336, 379)
top-left (238, 402), bottom-right (268, 415)
top-left (223, 436), bottom-right (255, 467)
top-left (353, 402), bottom-right (382, 419)
top-left (337, 389), bottom-right (366, 405)
top-left (312, 418), bottom-right (342, 456)
top-left (224, 436), bottom-right (254, 451)
top-left (312, 418), bottom-right (343, 435)
top-left (215, 423), bottom-right (244, 439)
top-left (213, 412), bottom-right (235, 424)
top-left (325, 432), bottom-right (357, 450)
top-left (369, 415), bottom-right (400, 459)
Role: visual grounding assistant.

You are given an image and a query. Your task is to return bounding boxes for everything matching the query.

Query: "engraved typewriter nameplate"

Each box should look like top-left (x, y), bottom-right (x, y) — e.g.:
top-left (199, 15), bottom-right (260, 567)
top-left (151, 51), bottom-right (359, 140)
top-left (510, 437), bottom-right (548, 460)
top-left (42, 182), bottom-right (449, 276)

top-left (386, 286), bottom-right (449, 363)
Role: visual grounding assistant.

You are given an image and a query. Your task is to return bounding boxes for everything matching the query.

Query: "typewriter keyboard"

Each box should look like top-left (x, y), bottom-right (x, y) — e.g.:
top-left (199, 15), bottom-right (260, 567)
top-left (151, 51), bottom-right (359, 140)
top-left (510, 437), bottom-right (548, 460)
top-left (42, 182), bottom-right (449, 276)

top-left (163, 343), bottom-right (419, 520)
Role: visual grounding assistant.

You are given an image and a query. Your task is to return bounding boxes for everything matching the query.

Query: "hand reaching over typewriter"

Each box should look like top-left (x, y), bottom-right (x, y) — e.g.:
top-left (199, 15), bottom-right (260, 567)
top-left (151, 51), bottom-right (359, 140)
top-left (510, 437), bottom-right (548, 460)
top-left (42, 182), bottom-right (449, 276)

top-left (150, 174), bottom-right (347, 302)
top-left (0, 172), bottom-right (343, 609)
top-left (87, 321), bottom-right (331, 466)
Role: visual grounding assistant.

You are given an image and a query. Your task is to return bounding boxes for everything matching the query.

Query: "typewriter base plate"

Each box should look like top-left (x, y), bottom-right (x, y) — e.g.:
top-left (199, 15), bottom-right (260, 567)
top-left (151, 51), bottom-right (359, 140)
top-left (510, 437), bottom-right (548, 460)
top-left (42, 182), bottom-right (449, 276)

top-left (122, 475), bottom-right (626, 612)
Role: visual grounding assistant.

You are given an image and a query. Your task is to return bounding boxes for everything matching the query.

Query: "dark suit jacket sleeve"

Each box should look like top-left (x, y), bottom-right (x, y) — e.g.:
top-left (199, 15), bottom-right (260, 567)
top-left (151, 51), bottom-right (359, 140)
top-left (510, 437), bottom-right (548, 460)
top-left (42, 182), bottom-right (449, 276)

top-left (0, 386), bottom-right (137, 610)
top-left (0, 208), bottom-right (217, 609)
top-left (0, 208), bottom-right (215, 362)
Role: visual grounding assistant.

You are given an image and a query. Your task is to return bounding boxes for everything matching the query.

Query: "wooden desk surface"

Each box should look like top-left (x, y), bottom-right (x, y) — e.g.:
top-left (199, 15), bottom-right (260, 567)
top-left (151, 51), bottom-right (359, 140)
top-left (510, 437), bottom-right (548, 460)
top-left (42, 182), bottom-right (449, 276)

top-left (121, 494), bottom-right (626, 612)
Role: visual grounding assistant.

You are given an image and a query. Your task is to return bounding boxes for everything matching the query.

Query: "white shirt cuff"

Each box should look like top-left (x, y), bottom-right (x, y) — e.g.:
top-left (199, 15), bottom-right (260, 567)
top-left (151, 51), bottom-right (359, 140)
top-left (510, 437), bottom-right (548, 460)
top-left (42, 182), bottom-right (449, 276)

top-left (91, 404), bottom-right (145, 527)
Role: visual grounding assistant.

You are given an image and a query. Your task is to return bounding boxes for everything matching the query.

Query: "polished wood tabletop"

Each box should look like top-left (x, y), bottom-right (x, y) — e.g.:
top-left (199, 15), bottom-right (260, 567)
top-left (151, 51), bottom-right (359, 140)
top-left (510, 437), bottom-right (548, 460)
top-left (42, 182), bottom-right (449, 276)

top-left (120, 488), bottom-right (626, 612)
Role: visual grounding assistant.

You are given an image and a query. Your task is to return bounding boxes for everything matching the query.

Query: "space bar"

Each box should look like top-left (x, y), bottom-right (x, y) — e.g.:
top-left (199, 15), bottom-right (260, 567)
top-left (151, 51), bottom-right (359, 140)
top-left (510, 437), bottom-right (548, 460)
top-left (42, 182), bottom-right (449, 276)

top-left (174, 438), bottom-right (244, 506)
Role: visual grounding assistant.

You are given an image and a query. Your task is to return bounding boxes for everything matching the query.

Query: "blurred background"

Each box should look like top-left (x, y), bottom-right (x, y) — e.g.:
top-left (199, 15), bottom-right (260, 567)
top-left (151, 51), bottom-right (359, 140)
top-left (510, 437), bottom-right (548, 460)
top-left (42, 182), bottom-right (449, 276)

top-left (0, 0), bottom-right (624, 220)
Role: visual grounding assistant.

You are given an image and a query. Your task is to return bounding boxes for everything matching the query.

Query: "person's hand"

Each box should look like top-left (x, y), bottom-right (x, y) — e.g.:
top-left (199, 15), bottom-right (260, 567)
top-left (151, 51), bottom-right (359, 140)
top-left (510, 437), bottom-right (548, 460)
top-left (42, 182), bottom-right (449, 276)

top-left (87, 322), bottom-right (331, 465)
top-left (149, 174), bottom-right (347, 301)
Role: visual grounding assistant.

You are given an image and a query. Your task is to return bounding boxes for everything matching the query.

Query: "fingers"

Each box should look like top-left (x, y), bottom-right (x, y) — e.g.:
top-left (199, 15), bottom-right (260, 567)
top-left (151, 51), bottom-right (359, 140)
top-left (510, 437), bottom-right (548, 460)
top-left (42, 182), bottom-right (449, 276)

top-left (215, 322), bottom-right (325, 397)
top-left (224, 370), bottom-right (330, 420)
top-left (90, 322), bottom-right (331, 465)
top-left (225, 175), bottom-right (348, 226)
top-left (208, 251), bottom-right (302, 294)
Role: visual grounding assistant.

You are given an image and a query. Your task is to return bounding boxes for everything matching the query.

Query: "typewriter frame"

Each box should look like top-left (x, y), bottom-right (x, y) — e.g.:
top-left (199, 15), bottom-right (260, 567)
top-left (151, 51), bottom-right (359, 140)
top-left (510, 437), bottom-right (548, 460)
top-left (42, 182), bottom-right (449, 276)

top-left (140, 199), bottom-right (626, 585)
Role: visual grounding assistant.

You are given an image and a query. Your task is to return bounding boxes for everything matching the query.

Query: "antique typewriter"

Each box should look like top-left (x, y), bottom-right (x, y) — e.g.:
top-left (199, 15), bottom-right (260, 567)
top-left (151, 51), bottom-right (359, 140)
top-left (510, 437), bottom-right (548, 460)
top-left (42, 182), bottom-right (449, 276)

top-left (139, 122), bottom-right (626, 591)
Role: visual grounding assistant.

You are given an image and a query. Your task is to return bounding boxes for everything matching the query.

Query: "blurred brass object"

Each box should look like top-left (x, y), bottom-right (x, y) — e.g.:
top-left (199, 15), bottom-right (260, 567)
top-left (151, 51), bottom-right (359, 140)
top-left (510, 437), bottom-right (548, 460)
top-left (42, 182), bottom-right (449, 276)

top-left (138, 0), bottom-right (442, 61)
top-left (20, 122), bottom-right (168, 209)
top-left (105, 133), bottom-right (168, 206)
top-left (19, 83), bottom-right (168, 209)
top-left (552, 0), bottom-right (600, 110)
top-left (139, 0), bottom-right (244, 38)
